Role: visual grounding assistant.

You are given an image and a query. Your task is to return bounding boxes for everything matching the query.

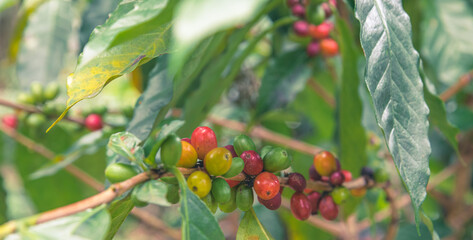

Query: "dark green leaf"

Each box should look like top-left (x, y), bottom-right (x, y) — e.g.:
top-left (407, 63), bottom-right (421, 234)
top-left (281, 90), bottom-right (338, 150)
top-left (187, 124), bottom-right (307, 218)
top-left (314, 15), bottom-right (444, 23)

top-left (104, 197), bottom-right (134, 240)
top-left (335, 16), bottom-right (367, 177)
top-left (0, 176), bottom-right (6, 224)
top-left (127, 57), bottom-right (173, 142)
top-left (132, 180), bottom-right (170, 206)
top-left (236, 208), bottom-right (274, 240)
top-left (256, 49), bottom-right (310, 118)
top-left (171, 168), bottom-right (224, 240)
top-left (355, 0), bottom-right (431, 225)
top-left (421, 0), bottom-right (473, 86)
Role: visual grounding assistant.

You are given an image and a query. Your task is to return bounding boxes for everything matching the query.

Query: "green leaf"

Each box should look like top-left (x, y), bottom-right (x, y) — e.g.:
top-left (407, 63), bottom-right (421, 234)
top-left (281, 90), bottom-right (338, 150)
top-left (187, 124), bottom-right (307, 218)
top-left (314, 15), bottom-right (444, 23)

top-left (16, 0), bottom-right (73, 88)
top-left (132, 180), bottom-right (171, 206)
top-left (127, 57), bottom-right (173, 142)
top-left (355, 0), bottom-right (431, 226)
top-left (108, 132), bottom-right (145, 163)
top-left (49, 0), bottom-right (176, 130)
top-left (421, 212), bottom-right (439, 240)
top-left (171, 168), bottom-right (224, 240)
top-left (236, 208), bottom-right (274, 240)
top-left (256, 49), bottom-right (310, 118)
top-left (335, 16), bottom-right (367, 178)
top-left (421, 0), bottom-right (473, 86)
top-left (104, 197), bottom-right (134, 240)
top-left (6, 205), bottom-right (110, 240)
top-left (0, 0), bottom-right (18, 13)
top-left (0, 176), bottom-right (6, 224)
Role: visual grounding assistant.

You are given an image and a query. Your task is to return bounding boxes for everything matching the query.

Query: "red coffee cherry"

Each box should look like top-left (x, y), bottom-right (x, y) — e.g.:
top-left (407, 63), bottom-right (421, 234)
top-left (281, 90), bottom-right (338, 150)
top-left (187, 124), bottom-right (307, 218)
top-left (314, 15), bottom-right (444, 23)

top-left (309, 22), bottom-right (332, 39)
top-left (223, 145), bottom-right (238, 158)
top-left (309, 165), bottom-right (321, 181)
top-left (306, 41), bottom-right (320, 57)
top-left (258, 192), bottom-right (282, 210)
top-left (225, 179), bottom-right (241, 188)
top-left (341, 170), bottom-right (352, 182)
top-left (85, 114), bottom-right (103, 131)
top-left (307, 191), bottom-right (322, 214)
top-left (181, 138), bottom-right (191, 144)
top-left (321, 176), bottom-right (330, 182)
top-left (330, 171), bottom-right (344, 186)
top-left (319, 195), bottom-right (339, 220)
top-left (320, 39), bottom-right (339, 57)
top-left (291, 4), bottom-right (305, 18)
top-left (293, 21), bottom-right (309, 37)
top-left (240, 150), bottom-right (263, 175)
top-left (287, 173), bottom-right (306, 192)
top-left (191, 126), bottom-right (218, 159)
top-left (2, 114), bottom-right (18, 129)
top-left (290, 192), bottom-right (312, 220)
top-left (254, 172), bottom-right (280, 200)
top-left (313, 151), bottom-right (337, 176)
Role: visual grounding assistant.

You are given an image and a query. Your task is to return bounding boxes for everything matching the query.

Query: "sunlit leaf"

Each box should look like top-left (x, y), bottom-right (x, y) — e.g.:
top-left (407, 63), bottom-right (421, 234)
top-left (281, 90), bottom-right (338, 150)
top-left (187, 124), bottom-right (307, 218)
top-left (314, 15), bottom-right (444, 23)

top-left (236, 208), bottom-right (274, 240)
top-left (108, 132), bottom-right (144, 163)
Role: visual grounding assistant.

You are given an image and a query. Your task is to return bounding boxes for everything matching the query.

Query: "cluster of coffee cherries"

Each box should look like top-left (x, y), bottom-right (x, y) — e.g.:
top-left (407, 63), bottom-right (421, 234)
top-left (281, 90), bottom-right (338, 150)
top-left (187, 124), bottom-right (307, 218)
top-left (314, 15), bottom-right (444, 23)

top-left (288, 0), bottom-right (339, 57)
top-left (164, 126), bottom-right (291, 213)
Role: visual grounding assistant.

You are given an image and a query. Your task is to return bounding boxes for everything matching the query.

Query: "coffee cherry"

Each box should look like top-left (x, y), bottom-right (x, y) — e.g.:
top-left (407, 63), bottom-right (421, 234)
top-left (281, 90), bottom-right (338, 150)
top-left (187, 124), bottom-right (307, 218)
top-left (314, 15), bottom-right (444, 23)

top-left (341, 170), bottom-right (352, 182)
top-left (291, 192), bottom-right (312, 220)
top-left (361, 166), bottom-right (374, 179)
top-left (258, 192), bottom-right (281, 210)
top-left (85, 114), bottom-right (103, 131)
top-left (202, 192), bottom-right (218, 213)
top-left (17, 92), bottom-right (35, 105)
top-left (30, 82), bottom-right (44, 104)
top-left (263, 147), bottom-right (290, 172)
top-left (319, 195), bottom-right (338, 220)
top-left (259, 145), bottom-right (273, 159)
top-left (320, 38), bottom-right (339, 57)
top-left (309, 22), bottom-right (332, 40)
top-left (187, 171), bottom-right (212, 198)
top-left (374, 168), bottom-right (389, 183)
top-left (293, 21), bottom-right (309, 37)
top-left (254, 172), bottom-right (280, 200)
top-left (330, 171), bottom-right (344, 186)
top-left (2, 114), bottom-right (18, 129)
top-left (222, 157), bottom-right (244, 178)
top-left (204, 147), bottom-right (233, 176)
top-left (321, 3), bottom-right (332, 18)
top-left (350, 187), bottom-right (367, 197)
top-left (321, 176), bottom-right (330, 182)
top-left (226, 179), bottom-right (241, 188)
top-left (211, 178), bottom-right (231, 204)
top-left (307, 41), bottom-right (320, 57)
top-left (223, 145), bottom-right (238, 158)
top-left (105, 163), bottom-right (138, 183)
top-left (307, 191), bottom-right (322, 214)
top-left (233, 134), bottom-right (256, 156)
top-left (309, 165), bottom-right (322, 181)
top-left (165, 184), bottom-right (180, 204)
top-left (191, 126), bottom-right (218, 159)
top-left (287, 0), bottom-right (299, 7)
top-left (240, 150), bottom-right (263, 175)
top-left (181, 137), bottom-right (191, 144)
top-left (219, 187), bottom-right (237, 213)
top-left (177, 141), bottom-right (198, 168)
top-left (292, 4), bottom-right (305, 18)
top-left (161, 134), bottom-right (182, 168)
top-left (331, 187), bottom-right (349, 205)
top-left (287, 173), bottom-right (307, 192)
top-left (236, 184), bottom-right (254, 212)
top-left (313, 151), bottom-right (337, 176)
top-left (44, 83), bottom-right (60, 101)
top-left (26, 113), bottom-right (46, 128)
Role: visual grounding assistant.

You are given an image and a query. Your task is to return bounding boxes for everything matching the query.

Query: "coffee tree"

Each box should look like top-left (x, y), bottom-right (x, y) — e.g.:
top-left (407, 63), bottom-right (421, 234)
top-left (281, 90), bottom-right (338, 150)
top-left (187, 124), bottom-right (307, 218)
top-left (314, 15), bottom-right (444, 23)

top-left (0, 0), bottom-right (471, 239)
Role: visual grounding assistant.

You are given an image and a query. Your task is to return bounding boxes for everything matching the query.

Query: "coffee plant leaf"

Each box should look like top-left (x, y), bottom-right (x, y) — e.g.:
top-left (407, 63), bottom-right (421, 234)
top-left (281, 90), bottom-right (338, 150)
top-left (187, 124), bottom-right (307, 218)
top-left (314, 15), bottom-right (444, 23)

top-left (104, 197), bottom-right (134, 240)
top-left (237, 208), bottom-right (274, 240)
top-left (108, 132), bottom-right (144, 163)
top-left (132, 180), bottom-right (171, 207)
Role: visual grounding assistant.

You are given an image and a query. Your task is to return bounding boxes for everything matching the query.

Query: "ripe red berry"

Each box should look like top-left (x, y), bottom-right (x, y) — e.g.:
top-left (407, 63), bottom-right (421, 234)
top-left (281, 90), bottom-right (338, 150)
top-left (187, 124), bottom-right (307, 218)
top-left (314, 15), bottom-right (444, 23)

top-left (254, 172), bottom-right (280, 200)
top-left (319, 195), bottom-right (339, 220)
top-left (181, 138), bottom-right (191, 144)
top-left (191, 126), bottom-right (218, 159)
top-left (330, 171), bottom-right (344, 186)
top-left (341, 170), bottom-right (352, 182)
top-left (225, 179), bottom-right (241, 188)
top-left (320, 39), bottom-right (339, 57)
top-left (306, 41), bottom-right (320, 57)
top-left (287, 173), bottom-right (306, 192)
top-left (307, 191), bottom-right (322, 214)
top-left (85, 114), bottom-right (103, 131)
top-left (293, 21), bottom-right (309, 37)
top-left (309, 165), bottom-right (321, 181)
top-left (290, 192), bottom-right (312, 220)
top-left (313, 151), bottom-right (337, 176)
top-left (223, 145), bottom-right (238, 158)
top-left (240, 150), bottom-right (263, 175)
top-left (2, 114), bottom-right (18, 129)
top-left (309, 22), bottom-right (332, 39)
top-left (291, 4), bottom-right (305, 18)
top-left (258, 192), bottom-right (282, 210)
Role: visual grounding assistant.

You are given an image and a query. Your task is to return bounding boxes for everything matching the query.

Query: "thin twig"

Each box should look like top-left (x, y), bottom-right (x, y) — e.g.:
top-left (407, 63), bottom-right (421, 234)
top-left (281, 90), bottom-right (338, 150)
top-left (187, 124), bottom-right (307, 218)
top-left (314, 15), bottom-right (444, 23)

top-left (307, 79), bottom-right (336, 108)
top-left (439, 71), bottom-right (473, 101)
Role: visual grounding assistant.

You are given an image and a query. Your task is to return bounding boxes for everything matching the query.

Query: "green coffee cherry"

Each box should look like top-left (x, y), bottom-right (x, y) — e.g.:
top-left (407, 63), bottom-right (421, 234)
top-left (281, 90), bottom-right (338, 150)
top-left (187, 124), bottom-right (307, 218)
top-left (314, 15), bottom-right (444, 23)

top-left (44, 82), bottom-right (60, 101)
top-left (17, 93), bottom-right (35, 105)
top-left (160, 134), bottom-right (182, 168)
top-left (263, 147), bottom-right (290, 172)
top-left (166, 184), bottom-right (180, 204)
top-left (236, 184), bottom-right (254, 212)
top-left (331, 187), bottom-right (350, 205)
top-left (202, 192), bottom-right (218, 213)
top-left (233, 134), bottom-right (256, 156)
top-left (221, 157), bottom-right (244, 178)
top-left (26, 113), bottom-right (46, 128)
top-left (30, 82), bottom-right (44, 104)
top-left (105, 163), bottom-right (138, 183)
top-left (260, 145), bottom-right (274, 159)
top-left (374, 168), bottom-right (389, 183)
top-left (219, 187), bottom-right (237, 213)
top-left (211, 178), bottom-right (231, 204)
